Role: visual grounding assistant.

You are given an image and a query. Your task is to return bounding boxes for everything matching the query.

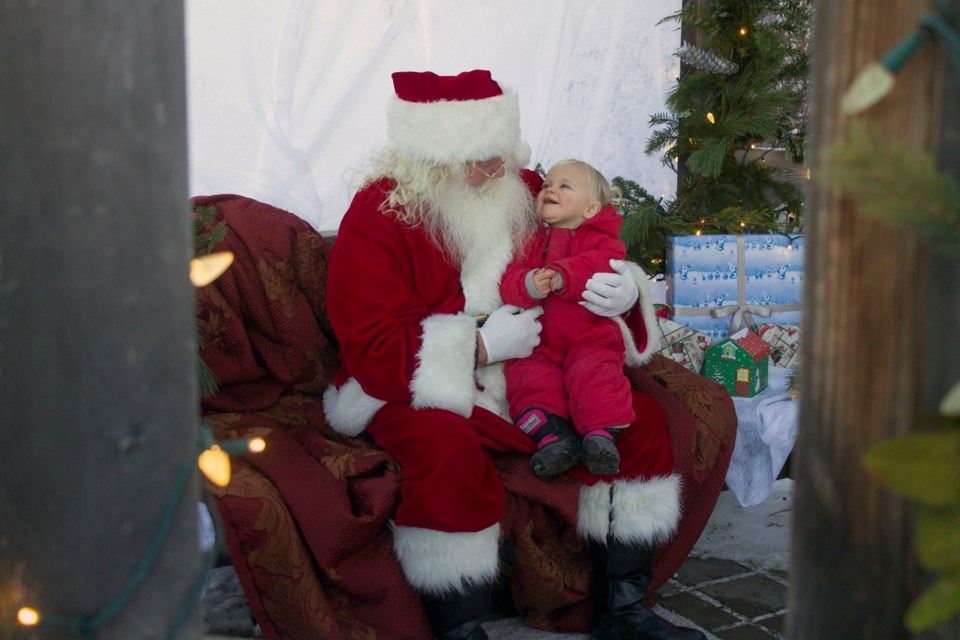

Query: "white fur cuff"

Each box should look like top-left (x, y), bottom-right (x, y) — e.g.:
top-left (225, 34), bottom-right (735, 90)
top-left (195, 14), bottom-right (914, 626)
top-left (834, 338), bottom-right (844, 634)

top-left (410, 314), bottom-right (478, 417)
top-left (391, 522), bottom-right (501, 594)
top-left (323, 378), bottom-right (387, 437)
top-left (576, 475), bottom-right (682, 545)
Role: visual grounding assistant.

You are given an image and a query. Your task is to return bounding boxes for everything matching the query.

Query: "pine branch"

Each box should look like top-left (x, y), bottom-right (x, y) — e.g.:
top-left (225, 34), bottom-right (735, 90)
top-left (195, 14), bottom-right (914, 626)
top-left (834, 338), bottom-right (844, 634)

top-left (194, 204), bottom-right (226, 257)
top-left (192, 202), bottom-right (227, 398)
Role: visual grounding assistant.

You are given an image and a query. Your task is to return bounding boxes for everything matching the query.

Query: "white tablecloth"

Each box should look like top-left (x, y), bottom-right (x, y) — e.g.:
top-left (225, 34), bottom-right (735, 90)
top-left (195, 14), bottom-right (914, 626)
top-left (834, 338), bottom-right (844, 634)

top-left (725, 366), bottom-right (799, 507)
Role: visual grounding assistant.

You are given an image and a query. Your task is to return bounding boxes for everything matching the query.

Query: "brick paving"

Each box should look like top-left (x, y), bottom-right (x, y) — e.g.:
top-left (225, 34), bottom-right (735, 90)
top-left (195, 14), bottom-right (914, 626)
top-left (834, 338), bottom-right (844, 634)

top-left (657, 556), bottom-right (789, 640)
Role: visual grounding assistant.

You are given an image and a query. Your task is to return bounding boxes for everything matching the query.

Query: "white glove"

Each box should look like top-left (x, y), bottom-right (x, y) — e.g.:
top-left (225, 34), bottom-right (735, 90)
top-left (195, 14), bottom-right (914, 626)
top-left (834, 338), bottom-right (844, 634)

top-left (478, 304), bottom-right (543, 364)
top-left (580, 259), bottom-right (639, 317)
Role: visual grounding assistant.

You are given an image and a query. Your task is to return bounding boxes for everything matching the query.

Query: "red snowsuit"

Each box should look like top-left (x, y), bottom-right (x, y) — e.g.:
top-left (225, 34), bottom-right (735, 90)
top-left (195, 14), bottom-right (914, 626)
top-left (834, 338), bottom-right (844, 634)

top-left (500, 205), bottom-right (635, 433)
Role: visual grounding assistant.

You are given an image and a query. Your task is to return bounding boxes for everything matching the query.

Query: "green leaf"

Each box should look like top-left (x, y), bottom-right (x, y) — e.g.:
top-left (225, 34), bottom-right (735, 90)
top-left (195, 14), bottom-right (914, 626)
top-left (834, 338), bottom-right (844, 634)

top-left (905, 571), bottom-right (960, 632)
top-left (862, 431), bottom-right (960, 505)
top-left (916, 506), bottom-right (960, 571)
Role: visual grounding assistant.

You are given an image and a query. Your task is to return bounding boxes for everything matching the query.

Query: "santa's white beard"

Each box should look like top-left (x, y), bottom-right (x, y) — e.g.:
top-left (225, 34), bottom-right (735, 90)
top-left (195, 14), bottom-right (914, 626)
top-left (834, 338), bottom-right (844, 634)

top-left (425, 172), bottom-right (536, 265)
top-left (423, 172), bottom-right (537, 315)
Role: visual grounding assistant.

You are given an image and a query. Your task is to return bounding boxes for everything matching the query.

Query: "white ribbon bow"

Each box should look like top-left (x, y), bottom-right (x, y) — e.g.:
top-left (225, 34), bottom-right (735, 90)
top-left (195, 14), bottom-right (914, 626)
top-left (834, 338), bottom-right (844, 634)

top-left (710, 304), bottom-right (774, 335)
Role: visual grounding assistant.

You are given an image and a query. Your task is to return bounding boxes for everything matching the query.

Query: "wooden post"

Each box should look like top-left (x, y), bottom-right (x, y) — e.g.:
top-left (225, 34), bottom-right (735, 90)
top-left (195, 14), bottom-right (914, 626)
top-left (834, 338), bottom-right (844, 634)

top-left (790, 1), bottom-right (960, 638)
top-left (0, 2), bottom-right (199, 638)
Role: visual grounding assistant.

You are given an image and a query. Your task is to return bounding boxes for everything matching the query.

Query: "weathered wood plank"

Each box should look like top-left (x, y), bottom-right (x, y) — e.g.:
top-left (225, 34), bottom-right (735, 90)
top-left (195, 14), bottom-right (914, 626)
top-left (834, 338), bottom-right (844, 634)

top-left (791, 1), bottom-right (959, 638)
top-left (0, 1), bottom-right (199, 638)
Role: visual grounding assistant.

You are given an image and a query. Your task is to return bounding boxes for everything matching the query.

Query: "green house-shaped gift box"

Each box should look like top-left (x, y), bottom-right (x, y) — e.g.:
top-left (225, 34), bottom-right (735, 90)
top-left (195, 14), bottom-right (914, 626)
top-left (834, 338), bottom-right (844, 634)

top-left (702, 329), bottom-right (771, 397)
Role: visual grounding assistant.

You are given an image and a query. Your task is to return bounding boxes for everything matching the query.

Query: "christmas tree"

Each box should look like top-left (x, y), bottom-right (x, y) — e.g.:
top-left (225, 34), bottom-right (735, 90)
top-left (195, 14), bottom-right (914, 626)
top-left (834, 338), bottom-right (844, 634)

top-left (619, 0), bottom-right (812, 270)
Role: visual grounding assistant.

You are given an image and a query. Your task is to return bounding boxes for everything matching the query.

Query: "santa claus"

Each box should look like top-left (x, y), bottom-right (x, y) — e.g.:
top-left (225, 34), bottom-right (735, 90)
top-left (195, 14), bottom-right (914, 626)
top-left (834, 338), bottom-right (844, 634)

top-left (325, 70), bottom-right (704, 640)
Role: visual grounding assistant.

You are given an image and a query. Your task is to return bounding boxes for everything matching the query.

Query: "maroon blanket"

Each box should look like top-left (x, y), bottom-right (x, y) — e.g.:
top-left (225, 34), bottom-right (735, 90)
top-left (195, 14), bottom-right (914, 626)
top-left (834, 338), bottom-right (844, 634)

top-left (194, 194), bottom-right (737, 639)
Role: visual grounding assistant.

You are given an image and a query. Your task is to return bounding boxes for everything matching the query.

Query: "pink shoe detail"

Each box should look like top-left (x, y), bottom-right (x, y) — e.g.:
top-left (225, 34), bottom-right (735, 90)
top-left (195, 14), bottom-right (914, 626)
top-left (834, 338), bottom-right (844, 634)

top-left (517, 409), bottom-right (547, 436)
top-left (583, 428), bottom-right (614, 440)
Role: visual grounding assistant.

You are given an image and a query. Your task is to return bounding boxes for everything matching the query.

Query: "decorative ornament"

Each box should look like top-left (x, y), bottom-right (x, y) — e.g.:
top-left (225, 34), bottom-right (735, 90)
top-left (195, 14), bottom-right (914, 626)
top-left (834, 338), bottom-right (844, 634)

top-left (675, 43), bottom-right (740, 75)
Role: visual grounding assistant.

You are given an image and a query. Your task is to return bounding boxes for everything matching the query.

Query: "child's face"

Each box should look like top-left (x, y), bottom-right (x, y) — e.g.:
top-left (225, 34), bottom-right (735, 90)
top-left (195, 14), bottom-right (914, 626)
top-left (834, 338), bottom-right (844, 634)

top-left (536, 164), bottom-right (600, 229)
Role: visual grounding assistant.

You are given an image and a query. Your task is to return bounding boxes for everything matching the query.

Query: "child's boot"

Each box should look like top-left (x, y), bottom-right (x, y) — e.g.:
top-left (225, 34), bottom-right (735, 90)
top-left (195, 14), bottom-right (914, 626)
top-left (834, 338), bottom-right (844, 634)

top-left (516, 408), bottom-right (581, 480)
top-left (581, 428), bottom-right (621, 476)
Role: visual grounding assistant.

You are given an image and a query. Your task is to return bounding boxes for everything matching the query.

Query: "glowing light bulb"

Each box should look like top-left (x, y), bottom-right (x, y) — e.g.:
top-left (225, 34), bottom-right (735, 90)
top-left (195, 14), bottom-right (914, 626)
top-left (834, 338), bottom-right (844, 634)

top-left (248, 437), bottom-right (266, 453)
top-left (706, 112), bottom-right (716, 124)
top-left (18, 608), bottom-right (39, 626)
top-left (740, 222), bottom-right (746, 227)
top-left (190, 251), bottom-right (235, 287)
top-left (198, 445), bottom-right (232, 487)
top-left (787, 243), bottom-right (794, 250)
top-left (695, 230), bottom-right (702, 236)
top-left (739, 27), bottom-right (748, 36)
top-left (750, 143), bottom-right (757, 149)
top-left (841, 62), bottom-right (895, 115)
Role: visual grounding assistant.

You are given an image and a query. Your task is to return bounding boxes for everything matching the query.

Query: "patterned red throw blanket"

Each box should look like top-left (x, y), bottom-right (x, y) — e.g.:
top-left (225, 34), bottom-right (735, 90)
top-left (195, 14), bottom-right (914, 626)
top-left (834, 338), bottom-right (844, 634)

top-left (193, 194), bottom-right (737, 639)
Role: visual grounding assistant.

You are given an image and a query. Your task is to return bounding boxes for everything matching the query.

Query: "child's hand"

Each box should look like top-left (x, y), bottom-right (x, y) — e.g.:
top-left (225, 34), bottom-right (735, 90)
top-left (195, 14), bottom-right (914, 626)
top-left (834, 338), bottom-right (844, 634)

top-left (547, 270), bottom-right (562, 292)
top-left (531, 269), bottom-right (554, 296)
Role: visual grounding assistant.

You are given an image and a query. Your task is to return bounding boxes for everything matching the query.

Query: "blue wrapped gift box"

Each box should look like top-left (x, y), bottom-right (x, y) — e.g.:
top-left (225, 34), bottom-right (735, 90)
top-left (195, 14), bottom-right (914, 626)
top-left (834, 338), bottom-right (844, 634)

top-left (665, 234), bottom-right (804, 340)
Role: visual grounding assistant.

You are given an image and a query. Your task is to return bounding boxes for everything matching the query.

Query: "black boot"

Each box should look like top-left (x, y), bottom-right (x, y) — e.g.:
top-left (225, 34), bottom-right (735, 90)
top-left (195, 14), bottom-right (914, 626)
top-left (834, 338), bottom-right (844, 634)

top-left (517, 408), bottom-right (581, 479)
top-left (589, 538), bottom-right (706, 640)
top-left (581, 430), bottom-right (620, 476)
top-left (420, 582), bottom-right (491, 639)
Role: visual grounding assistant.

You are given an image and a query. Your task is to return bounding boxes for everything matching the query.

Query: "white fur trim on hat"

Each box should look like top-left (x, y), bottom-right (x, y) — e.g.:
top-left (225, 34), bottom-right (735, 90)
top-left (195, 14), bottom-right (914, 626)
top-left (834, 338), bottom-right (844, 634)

top-left (387, 91), bottom-right (521, 165)
top-left (512, 140), bottom-right (532, 168)
top-left (576, 475), bottom-right (682, 545)
top-left (391, 522), bottom-right (501, 594)
top-left (323, 378), bottom-right (387, 437)
top-left (410, 313), bottom-right (478, 417)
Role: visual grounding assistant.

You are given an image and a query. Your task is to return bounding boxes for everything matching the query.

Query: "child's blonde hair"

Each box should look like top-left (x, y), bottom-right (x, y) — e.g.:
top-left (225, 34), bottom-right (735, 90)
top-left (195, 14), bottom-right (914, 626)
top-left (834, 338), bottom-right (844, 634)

top-left (551, 159), bottom-right (622, 208)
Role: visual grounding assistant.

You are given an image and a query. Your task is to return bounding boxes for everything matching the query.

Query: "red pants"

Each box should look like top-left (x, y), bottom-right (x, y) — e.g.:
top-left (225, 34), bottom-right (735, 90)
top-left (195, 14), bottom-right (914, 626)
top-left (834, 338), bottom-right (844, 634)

top-left (505, 343), bottom-right (635, 433)
top-left (505, 308), bottom-right (634, 433)
top-left (366, 390), bottom-right (674, 534)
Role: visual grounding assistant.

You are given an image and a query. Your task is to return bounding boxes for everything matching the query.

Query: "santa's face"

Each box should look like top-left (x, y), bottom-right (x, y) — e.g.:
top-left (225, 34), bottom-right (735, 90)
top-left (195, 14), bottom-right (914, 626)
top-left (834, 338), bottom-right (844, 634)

top-left (465, 157), bottom-right (506, 188)
top-left (536, 164), bottom-right (600, 229)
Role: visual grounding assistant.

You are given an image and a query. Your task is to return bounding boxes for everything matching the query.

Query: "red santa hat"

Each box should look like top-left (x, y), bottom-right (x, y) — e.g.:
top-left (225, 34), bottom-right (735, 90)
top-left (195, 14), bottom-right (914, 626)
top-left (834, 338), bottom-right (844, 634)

top-left (387, 69), bottom-right (522, 165)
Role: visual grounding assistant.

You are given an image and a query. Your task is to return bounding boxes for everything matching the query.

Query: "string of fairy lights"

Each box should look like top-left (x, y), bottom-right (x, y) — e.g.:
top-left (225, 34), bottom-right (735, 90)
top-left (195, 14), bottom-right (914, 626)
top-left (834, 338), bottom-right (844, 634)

top-left (8, 250), bottom-right (267, 639)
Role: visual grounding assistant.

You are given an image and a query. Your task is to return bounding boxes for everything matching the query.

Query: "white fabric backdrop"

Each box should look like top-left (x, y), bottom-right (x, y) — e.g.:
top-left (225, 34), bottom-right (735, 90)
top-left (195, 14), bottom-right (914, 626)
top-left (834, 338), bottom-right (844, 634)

top-left (186, 0), bottom-right (681, 233)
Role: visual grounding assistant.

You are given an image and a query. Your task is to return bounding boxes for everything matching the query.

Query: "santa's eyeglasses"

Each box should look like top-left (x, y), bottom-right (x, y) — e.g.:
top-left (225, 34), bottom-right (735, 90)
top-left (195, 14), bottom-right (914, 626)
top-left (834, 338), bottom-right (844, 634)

top-left (473, 158), bottom-right (506, 179)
